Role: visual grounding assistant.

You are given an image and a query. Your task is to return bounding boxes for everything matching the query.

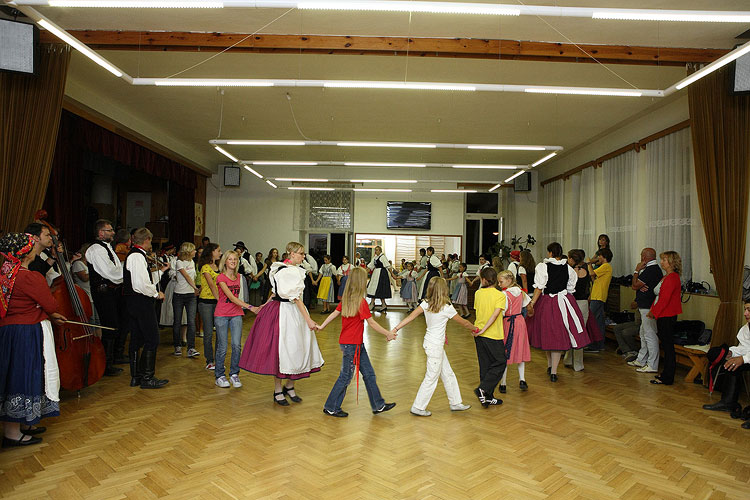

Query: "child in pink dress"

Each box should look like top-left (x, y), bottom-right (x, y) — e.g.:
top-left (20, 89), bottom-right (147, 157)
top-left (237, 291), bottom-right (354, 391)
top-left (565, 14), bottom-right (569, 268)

top-left (497, 270), bottom-right (531, 392)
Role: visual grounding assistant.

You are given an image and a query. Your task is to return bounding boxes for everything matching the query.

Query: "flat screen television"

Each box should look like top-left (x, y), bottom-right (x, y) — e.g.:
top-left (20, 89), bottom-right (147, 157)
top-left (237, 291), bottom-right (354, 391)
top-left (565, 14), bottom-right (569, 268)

top-left (734, 51), bottom-right (750, 94)
top-left (0, 19), bottom-right (38, 75)
top-left (386, 201), bottom-right (431, 230)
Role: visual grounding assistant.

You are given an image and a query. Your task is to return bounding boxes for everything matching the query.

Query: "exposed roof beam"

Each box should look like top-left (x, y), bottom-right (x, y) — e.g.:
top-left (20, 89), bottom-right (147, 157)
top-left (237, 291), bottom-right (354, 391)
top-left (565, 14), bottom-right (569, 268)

top-left (38, 31), bottom-right (729, 66)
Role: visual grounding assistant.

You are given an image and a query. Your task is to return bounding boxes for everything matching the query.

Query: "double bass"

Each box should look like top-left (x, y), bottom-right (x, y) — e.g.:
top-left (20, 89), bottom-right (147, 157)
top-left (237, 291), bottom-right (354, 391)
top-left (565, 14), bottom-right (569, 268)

top-left (38, 214), bottom-right (106, 392)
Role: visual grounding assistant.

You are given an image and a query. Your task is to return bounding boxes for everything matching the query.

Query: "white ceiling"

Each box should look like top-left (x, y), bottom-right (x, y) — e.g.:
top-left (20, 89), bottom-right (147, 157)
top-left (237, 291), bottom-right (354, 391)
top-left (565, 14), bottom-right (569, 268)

top-left (28, 1), bottom-right (750, 190)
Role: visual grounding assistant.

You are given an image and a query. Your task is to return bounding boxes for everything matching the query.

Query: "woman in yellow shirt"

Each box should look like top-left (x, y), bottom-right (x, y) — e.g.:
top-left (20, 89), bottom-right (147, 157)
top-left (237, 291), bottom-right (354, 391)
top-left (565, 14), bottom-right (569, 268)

top-left (198, 243), bottom-right (221, 370)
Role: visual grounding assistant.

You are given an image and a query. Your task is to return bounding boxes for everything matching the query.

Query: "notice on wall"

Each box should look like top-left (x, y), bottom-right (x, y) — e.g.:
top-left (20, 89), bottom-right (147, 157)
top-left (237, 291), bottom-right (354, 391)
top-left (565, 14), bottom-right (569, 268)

top-left (194, 202), bottom-right (203, 236)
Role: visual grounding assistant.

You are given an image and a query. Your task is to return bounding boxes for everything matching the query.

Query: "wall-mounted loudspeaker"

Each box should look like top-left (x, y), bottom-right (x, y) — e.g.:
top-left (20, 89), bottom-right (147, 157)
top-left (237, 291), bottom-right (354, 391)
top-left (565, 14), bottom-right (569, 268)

top-left (223, 166), bottom-right (241, 187)
top-left (513, 172), bottom-right (532, 192)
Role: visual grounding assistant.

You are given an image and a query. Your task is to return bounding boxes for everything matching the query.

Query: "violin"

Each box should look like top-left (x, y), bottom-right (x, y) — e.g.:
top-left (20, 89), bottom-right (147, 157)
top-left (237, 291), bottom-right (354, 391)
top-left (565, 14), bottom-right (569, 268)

top-left (37, 212), bottom-right (106, 392)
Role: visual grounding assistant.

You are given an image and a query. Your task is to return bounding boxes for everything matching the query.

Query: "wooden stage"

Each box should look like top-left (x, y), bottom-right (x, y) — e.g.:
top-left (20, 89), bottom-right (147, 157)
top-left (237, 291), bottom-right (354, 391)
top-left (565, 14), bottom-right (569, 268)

top-left (1, 309), bottom-right (748, 499)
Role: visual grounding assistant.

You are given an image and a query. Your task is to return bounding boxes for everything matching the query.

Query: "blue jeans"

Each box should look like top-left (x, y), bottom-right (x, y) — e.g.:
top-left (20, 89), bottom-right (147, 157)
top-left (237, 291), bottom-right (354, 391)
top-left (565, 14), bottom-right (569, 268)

top-left (214, 315), bottom-right (243, 378)
top-left (589, 299), bottom-right (606, 350)
top-left (324, 344), bottom-right (385, 412)
top-left (172, 293), bottom-right (197, 349)
top-left (198, 301), bottom-right (216, 364)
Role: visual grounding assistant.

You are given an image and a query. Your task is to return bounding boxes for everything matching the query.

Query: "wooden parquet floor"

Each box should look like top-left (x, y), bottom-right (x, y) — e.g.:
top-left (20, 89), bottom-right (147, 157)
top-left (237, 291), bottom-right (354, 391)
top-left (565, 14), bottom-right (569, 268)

top-left (1, 309), bottom-right (749, 499)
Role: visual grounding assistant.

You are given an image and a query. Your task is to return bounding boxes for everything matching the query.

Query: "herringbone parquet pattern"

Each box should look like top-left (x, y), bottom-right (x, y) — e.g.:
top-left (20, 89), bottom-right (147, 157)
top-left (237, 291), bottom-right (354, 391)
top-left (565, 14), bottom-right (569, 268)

top-left (1, 309), bottom-right (748, 499)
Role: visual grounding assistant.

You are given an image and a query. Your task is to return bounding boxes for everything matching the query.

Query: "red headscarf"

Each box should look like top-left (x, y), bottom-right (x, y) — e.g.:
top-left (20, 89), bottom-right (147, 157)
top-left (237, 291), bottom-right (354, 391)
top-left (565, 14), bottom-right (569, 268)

top-left (0, 233), bottom-right (36, 318)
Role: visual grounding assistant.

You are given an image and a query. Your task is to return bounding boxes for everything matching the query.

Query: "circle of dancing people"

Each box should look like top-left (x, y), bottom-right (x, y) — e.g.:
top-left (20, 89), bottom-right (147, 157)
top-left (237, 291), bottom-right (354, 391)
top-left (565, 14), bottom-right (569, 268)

top-left (5, 222), bottom-right (750, 449)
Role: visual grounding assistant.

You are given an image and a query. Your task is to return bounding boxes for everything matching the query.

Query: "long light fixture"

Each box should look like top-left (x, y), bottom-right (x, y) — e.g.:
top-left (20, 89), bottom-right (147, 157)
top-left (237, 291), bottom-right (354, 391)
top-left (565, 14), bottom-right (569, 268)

top-left (323, 81), bottom-right (476, 91)
top-left (243, 165), bottom-right (264, 178)
top-left (468, 144), bottom-right (547, 151)
top-left (154, 79), bottom-right (273, 87)
top-left (431, 189), bottom-right (477, 193)
top-left (671, 40), bottom-right (750, 91)
top-left (353, 188), bottom-right (413, 192)
top-left (288, 186), bottom-right (335, 191)
top-left (226, 140), bottom-right (306, 146)
top-left (48, 1), bottom-right (223, 6)
top-left (297, 1), bottom-right (520, 16)
top-left (37, 19), bottom-right (124, 77)
top-left (505, 171), bottom-right (526, 183)
top-left (337, 142), bottom-right (436, 148)
top-left (351, 179), bottom-right (417, 183)
top-left (524, 87), bottom-right (643, 97)
top-left (488, 183), bottom-right (502, 192)
top-left (345, 162), bottom-right (427, 167)
top-left (591, 10), bottom-right (750, 22)
top-left (275, 177), bottom-right (328, 182)
top-left (215, 145), bottom-right (239, 163)
top-left (212, 139), bottom-right (562, 151)
top-left (452, 164), bottom-right (519, 169)
top-left (531, 152), bottom-right (557, 168)
top-left (252, 161), bottom-right (318, 165)
top-left (265, 180), bottom-right (278, 188)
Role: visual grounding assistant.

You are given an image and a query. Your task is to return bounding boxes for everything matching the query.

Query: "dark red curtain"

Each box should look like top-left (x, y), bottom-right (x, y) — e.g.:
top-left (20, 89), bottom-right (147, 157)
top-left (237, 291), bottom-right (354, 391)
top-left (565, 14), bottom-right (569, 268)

top-left (168, 181), bottom-right (195, 247)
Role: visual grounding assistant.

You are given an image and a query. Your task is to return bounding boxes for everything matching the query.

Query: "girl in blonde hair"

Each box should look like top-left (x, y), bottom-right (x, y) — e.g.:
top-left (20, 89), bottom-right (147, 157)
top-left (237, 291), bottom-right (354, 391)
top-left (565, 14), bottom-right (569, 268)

top-left (393, 278), bottom-right (477, 416)
top-left (317, 267), bottom-right (397, 417)
top-left (497, 270), bottom-right (531, 393)
top-left (239, 242), bottom-right (324, 405)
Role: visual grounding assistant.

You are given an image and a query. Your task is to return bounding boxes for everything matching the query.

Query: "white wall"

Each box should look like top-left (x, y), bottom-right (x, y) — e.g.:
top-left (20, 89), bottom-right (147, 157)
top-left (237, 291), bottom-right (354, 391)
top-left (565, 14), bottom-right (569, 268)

top-left (353, 192), bottom-right (464, 236)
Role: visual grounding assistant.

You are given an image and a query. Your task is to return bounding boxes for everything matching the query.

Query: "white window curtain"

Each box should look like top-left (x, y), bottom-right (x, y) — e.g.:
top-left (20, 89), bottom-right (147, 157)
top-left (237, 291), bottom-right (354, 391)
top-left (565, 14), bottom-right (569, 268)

top-left (645, 128), bottom-right (693, 279)
top-left (542, 179), bottom-right (564, 245)
top-left (571, 167), bottom-right (598, 255)
top-left (500, 188), bottom-right (515, 244)
top-left (603, 150), bottom-right (638, 276)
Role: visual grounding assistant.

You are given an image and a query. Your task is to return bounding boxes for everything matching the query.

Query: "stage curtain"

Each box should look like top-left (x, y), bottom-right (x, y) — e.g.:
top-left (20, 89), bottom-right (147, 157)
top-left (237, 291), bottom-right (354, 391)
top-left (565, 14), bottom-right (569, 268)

top-left (0, 44), bottom-right (70, 232)
top-left (168, 181), bottom-right (195, 247)
top-left (688, 65), bottom-right (750, 347)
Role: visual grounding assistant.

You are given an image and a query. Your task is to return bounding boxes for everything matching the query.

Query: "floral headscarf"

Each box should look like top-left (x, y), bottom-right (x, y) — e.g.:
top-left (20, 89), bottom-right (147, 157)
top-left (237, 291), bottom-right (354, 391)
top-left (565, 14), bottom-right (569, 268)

top-left (0, 233), bottom-right (36, 318)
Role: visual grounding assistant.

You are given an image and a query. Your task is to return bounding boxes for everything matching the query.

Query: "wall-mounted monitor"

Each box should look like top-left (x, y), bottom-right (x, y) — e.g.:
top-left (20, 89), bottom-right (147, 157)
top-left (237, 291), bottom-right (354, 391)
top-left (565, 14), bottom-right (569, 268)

top-left (734, 51), bottom-right (750, 94)
top-left (386, 201), bottom-right (431, 230)
top-left (0, 19), bottom-right (38, 75)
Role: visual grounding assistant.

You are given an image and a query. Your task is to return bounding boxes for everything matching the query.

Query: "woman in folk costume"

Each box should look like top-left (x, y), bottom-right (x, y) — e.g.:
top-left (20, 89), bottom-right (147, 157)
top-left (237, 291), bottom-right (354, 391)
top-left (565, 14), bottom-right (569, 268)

top-left (526, 242), bottom-right (590, 383)
top-left (239, 242), bottom-right (323, 406)
top-left (313, 255), bottom-right (337, 314)
top-left (336, 255), bottom-right (354, 301)
top-left (395, 261), bottom-right (419, 311)
top-left (0, 233), bottom-right (67, 447)
top-left (419, 246), bottom-right (444, 300)
top-left (367, 246), bottom-right (392, 312)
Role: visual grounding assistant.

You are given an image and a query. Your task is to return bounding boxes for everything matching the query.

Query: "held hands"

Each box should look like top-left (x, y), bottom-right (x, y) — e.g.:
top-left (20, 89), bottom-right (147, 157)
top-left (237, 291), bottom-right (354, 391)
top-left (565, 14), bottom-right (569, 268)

top-left (306, 319), bottom-right (318, 331)
top-left (50, 312), bottom-right (67, 326)
top-left (526, 303), bottom-right (535, 318)
top-left (471, 327), bottom-right (483, 337)
top-left (386, 329), bottom-right (398, 341)
top-left (157, 291), bottom-right (165, 300)
top-left (646, 311), bottom-right (655, 319)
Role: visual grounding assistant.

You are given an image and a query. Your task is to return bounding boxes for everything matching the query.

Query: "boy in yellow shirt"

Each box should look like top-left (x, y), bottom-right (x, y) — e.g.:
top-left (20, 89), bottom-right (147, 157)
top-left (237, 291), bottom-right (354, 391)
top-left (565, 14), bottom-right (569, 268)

top-left (472, 267), bottom-right (507, 408)
top-left (587, 248), bottom-right (613, 351)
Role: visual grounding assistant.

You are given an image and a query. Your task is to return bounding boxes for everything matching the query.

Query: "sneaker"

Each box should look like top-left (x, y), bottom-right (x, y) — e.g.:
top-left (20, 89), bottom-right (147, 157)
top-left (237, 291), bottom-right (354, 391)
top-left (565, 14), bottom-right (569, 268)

top-left (628, 360), bottom-right (645, 368)
top-left (624, 352), bottom-right (638, 362)
top-left (230, 374), bottom-right (242, 388)
top-left (215, 376), bottom-right (230, 388)
top-left (449, 403), bottom-right (471, 411)
top-left (186, 348), bottom-right (200, 358)
top-left (205, 362), bottom-right (216, 370)
top-left (372, 402), bottom-right (396, 414)
top-left (172, 346), bottom-right (182, 356)
top-left (485, 398), bottom-right (503, 406)
top-left (474, 387), bottom-right (486, 405)
top-left (323, 408), bottom-right (348, 417)
top-left (636, 365), bottom-right (657, 373)
top-left (410, 407), bottom-right (432, 417)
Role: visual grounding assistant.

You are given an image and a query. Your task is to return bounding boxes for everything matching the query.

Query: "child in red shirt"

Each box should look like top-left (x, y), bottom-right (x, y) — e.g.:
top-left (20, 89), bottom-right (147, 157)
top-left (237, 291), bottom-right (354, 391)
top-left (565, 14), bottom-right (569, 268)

top-left (317, 267), bottom-right (397, 417)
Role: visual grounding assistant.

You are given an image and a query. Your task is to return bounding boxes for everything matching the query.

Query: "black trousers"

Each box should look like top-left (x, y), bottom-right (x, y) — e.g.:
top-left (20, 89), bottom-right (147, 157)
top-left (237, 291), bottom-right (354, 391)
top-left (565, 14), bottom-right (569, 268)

top-left (656, 316), bottom-right (677, 384)
top-left (91, 287), bottom-right (121, 343)
top-left (474, 336), bottom-right (507, 398)
top-left (126, 294), bottom-right (160, 353)
top-left (116, 293), bottom-right (130, 353)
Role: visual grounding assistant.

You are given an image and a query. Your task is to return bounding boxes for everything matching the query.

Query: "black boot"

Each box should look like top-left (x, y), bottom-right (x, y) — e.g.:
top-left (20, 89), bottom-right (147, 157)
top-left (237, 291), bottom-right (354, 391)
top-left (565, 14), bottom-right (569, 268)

top-left (139, 350), bottom-right (168, 389)
top-left (129, 350), bottom-right (141, 387)
top-left (703, 373), bottom-right (740, 412)
top-left (102, 337), bottom-right (123, 376)
top-left (114, 347), bottom-right (130, 365)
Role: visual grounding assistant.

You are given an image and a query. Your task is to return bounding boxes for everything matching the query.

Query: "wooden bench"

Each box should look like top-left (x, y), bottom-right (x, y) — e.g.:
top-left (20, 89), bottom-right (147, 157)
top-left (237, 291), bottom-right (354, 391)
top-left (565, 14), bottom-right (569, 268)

top-left (604, 325), bottom-right (708, 384)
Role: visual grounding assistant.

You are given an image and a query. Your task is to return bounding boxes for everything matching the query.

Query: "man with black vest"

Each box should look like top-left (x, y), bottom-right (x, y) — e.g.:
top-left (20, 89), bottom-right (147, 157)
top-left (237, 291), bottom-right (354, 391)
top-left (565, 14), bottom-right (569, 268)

top-left (85, 219), bottom-right (124, 376)
top-left (125, 227), bottom-right (169, 389)
top-left (627, 247), bottom-right (664, 374)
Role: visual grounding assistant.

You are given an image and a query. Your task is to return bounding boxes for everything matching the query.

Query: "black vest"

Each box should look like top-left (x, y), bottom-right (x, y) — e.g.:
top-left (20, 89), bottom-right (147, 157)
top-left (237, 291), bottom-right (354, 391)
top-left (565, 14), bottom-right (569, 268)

top-left (88, 240), bottom-right (119, 289)
top-left (123, 247), bottom-right (152, 296)
top-left (543, 262), bottom-right (570, 295)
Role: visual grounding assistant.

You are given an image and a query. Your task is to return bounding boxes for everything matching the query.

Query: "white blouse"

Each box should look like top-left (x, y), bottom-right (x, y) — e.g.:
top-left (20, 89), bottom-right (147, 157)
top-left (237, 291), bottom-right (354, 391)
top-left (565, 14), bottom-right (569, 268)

top-left (270, 262), bottom-right (306, 300)
top-left (368, 254), bottom-right (391, 270)
top-left (533, 258), bottom-right (577, 293)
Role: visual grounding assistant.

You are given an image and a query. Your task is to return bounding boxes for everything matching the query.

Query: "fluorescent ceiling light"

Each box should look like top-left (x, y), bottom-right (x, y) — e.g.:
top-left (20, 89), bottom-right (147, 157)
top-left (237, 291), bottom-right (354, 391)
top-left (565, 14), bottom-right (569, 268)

top-left (243, 165), bottom-right (263, 179)
top-left (524, 87), bottom-right (642, 97)
top-left (673, 41), bottom-right (750, 90)
top-left (431, 189), bottom-right (477, 193)
top-left (324, 81), bottom-right (476, 91)
top-left (226, 140), bottom-right (306, 146)
top-left (505, 171), bottom-right (526, 183)
top-left (37, 19), bottom-right (123, 77)
top-left (488, 183), bottom-right (502, 192)
top-left (252, 161), bottom-right (318, 165)
top-left (215, 145), bottom-right (239, 163)
top-left (344, 162), bottom-right (426, 167)
top-left (353, 188), bottom-right (413, 192)
top-left (468, 144), bottom-right (547, 151)
top-left (288, 187), bottom-right (335, 191)
top-left (591, 10), bottom-right (750, 22)
top-left (48, 1), bottom-right (223, 6)
top-left (275, 178), bottom-right (329, 182)
top-left (297, 1), bottom-right (520, 16)
top-left (337, 142), bottom-right (437, 148)
top-left (531, 152), bottom-right (557, 168)
top-left (154, 79), bottom-right (272, 86)
top-left (265, 180), bottom-right (278, 188)
top-left (350, 179), bottom-right (417, 183)
top-left (452, 164), bottom-right (518, 170)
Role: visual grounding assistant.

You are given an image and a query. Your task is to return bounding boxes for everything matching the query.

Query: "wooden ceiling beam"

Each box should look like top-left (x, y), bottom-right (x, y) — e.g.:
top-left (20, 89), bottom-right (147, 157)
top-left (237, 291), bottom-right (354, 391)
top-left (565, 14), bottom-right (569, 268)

top-left (40, 31), bottom-right (729, 66)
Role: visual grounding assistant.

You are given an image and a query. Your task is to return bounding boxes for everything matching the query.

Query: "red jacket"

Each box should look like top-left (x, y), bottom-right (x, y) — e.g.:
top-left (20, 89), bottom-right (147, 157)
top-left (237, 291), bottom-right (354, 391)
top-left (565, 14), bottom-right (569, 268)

top-left (649, 272), bottom-right (682, 319)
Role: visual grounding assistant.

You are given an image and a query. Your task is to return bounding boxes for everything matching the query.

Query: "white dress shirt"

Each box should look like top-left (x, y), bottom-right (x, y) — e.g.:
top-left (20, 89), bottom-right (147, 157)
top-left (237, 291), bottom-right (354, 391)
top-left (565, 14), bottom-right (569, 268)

top-left (85, 241), bottom-right (123, 284)
top-left (127, 250), bottom-right (159, 298)
top-left (730, 324), bottom-right (750, 364)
